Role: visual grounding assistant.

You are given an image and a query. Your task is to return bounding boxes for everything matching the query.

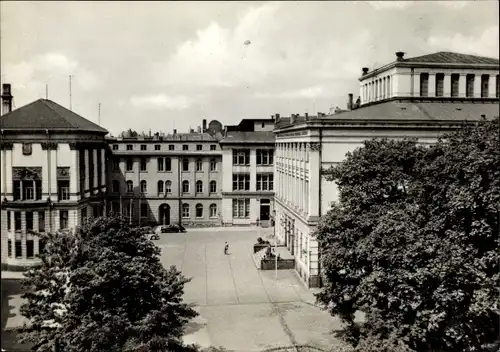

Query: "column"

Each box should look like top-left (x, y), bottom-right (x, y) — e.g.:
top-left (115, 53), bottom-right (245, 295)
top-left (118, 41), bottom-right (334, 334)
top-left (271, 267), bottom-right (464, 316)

top-left (33, 211), bottom-right (39, 256)
top-left (55, 210), bottom-right (60, 231)
top-left (50, 149), bottom-right (57, 196)
top-left (5, 150), bottom-right (13, 197)
top-left (84, 149), bottom-right (90, 196)
top-left (250, 149), bottom-right (257, 192)
top-left (443, 74), bottom-right (451, 97)
top-left (488, 75), bottom-right (496, 98)
top-left (459, 74), bottom-right (466, 98)
top-left (70, 149), bottom-right (79, 196)
top-left (428, 73), bottom-right (436, 97)
top-left (308, 142), bottom-right (320, 217)
top-left (473, 74), bottom-right (482, 98)
top-left (21, 211), bottom-right (27, 259)
top-left (100, 148), bottom-right (106, 190)
top-left (93, 149), bottom-right (99, 193)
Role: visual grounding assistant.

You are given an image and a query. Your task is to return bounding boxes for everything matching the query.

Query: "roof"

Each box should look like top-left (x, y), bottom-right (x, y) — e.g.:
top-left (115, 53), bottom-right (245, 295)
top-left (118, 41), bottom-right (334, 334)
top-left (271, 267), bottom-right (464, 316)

top-left (0, 99), bottom-right (108, 134)
top-left (226, 118), bottom-right (275, 132)
top-left (219, 131), bottom-right (275, 144)
top-left (404, 51), bottom-right (499, 65)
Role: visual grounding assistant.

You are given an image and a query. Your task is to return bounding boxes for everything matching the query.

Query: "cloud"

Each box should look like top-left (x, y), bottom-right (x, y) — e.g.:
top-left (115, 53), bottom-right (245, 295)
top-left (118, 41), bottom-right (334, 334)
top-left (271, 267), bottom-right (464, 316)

top-left (130, 94), bottom-right (193, 110)
top-left (37, 53), bottom-right (77, 73)
top-left (255, 85), bottom-right (329, 100)
top-left (366, 1), bottom-right (411, 10)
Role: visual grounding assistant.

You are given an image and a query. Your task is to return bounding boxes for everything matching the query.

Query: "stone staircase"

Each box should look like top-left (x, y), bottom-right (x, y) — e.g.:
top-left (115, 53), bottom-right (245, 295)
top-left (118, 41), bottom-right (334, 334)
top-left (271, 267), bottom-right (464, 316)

top-left (251, 247), bottom-right (269, 269)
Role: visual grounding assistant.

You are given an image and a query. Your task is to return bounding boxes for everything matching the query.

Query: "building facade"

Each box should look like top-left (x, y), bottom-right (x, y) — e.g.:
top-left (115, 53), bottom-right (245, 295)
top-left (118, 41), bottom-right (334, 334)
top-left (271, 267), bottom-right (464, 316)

top-left (274, 51), bottom-right (500, 288)
top-left (1, 84), bottom-right (108, 269)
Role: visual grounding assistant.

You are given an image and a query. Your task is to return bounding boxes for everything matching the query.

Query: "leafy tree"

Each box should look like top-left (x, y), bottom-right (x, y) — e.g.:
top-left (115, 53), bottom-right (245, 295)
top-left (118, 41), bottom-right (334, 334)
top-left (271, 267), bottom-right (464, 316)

top-left (315, 117), bottom-right (500, 352)
top-left (19, 216), bottom-right (198, 352)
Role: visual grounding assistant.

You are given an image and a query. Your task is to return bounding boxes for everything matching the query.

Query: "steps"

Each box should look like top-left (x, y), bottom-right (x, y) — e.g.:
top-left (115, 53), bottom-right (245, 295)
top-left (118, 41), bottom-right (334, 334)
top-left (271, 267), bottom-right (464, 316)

top-left (251, 247), bottom-right (269, 269)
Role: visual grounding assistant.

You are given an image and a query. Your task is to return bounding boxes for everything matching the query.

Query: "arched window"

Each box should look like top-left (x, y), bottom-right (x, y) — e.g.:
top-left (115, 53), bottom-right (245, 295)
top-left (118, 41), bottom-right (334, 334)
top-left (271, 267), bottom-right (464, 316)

top-left (140, 158), bottom-right (147, 171)
top-left (165, 180), bottom-right (172, 193)
top-left (126, 180), bottom-right (133, 193)
top-left (210, 180), bottom-right (217, 193)
top-left (209, 204), bottom-right (217, 218)
top-left (157, 180), bottom-right (164, 194)
top-left (182, 180), bottom-right (189, 193)
top-left (196, 180), bottom-right (203, 194)
top-left (157, 157), bottom-right (164, 172)
top-left (165, 157), bottom-right (172, 171)
top-left (210, 159), bottom-right (217, 171)
top-left (195, 204), bottom-right (203, 218)
top-left (140, 180), bottom-right (147, 193)
top-left (112, 180), bottom-right (120, 193)
top-left (182, 203), bottom-right (190, 218)
top-left (182, 158), bottom-right (189, 171)
top-left (196, 159), bottom-right (203, 171)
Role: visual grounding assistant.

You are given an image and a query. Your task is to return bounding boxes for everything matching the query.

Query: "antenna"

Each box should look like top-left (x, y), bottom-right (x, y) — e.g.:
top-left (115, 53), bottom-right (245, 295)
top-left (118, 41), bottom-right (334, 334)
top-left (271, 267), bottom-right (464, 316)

top-left (46, 84), bottom-right (48, 99)
top-left (98, 103), bottom-right (101, 125)
top-left (69, 75), bottom-right (72, 110)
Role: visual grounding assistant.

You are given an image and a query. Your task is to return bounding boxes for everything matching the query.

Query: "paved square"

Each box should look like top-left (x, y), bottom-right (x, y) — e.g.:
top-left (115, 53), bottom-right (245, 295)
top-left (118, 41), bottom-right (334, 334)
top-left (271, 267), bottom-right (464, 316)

top-left (158, 227), bottom-right (351, 352)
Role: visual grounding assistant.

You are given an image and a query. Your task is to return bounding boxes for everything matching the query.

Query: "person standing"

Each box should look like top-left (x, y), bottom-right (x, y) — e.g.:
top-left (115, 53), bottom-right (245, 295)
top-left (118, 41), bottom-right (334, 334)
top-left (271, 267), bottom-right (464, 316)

top-left (224, 242), bottom-right (229, 255)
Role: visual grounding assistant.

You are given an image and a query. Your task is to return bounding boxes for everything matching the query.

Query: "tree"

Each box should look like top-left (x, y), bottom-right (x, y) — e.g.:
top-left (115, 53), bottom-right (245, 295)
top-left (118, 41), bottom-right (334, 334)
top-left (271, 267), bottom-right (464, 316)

top-left (19, 216), bottom-right (198, 352)
top-left (315, 117), bottom-right (500, 352)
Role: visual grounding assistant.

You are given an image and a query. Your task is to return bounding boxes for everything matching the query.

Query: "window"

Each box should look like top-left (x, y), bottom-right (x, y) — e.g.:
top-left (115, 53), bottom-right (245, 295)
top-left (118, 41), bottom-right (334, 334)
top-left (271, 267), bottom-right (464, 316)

top-left (126, 180), bottom-right (134, 193)
top-left (182, 203), bottom-right (190, 218)
top-left (113, 160), bottom-right (120, 171)
top-left (233, 174), bottom-right (250, 191)
top-left (256, 149), bottom-right (274, 165)
top-left (141, 144), bottom-right (147, 151)
top-left (38, 211), bottom-right (45, 232)
top-left (157, 158), bottom-right (164, 171)
top-left (140, 180), bottom-right (147, 193)
top-left (127, 145), bottom-right (133, 150)
top-left (15, 239), bottom-right (22, 258)
top-left (141, 203), bottom-right (148, 218)
top-left (27, 238), bottom-right (34, 258)
top-left (435, 73), bottom-right (444, 97)
top-left (165, 180), bottom-right (172, 193)
top-left (158, 181), bottom-right (164, 194)
top-left (112, 145), bottom-right (118, 150)
top-left (24, 181), bottom-right (34, 200)
top-left (419, 73), bottom-right (429, 97)
top-left (210, 180), bottom-right (217, 193)
top-left (233, 149), bottom-right (250, 165)
top-left (196, 159), bottom-right (203, 171)
top-left (58, 181), bottom-right (70, 201)
top-left (196, 180), bottom-right (203, 194)
top-left (14, 212), bottom-right (21, 231)
top-left (7, 211), bottom-right (11, 231)
top-left (232, 199), bottom-right (250, 219)
top-left (165, 158), bottom-right (171, 171)
top-left (451, 73), bottom-right (459, 97)
top-left (481, 74), bottom-right (489, 97)
top-left (182, 158), bottom-right (189, 171)
top-left (169, 145), bottom-right (174, 151)
top-left (210, 145), bottom-right (216, 151)
top-left (81, 208), bottom-right (87, 223)
top-left (13, 181), bottom-right (20, 200)
top-left (26, 211), bottom-right (34, 231)
top-left (140, 158), bottom-right (147, 171)
top-left (60, 210), bottom-right (68, 229)
top-left (210, 159), bottom-right (217, 171)
top-left (195, 204), bottom-right (203, 218)
top-left (126, 159), bottom-right (133, 171)
top-left (182, 180), bottom-right (189, 193)
top-left (209, 204), bottom-right (217, 218)
top-left (183, 145), bottom-right (189, 151)
top-left (155, 145), bottom-right (161, 151)
top-left (256, 174), bottom-right (274, 191)
top-left (196, 145), bottom-right (202, 151)
top-left (466, 74), bottom-right (475, 97)
top-left (112, 180), bottom-right (120, 193)
top-left (111, 202), bottom-right (120, 214)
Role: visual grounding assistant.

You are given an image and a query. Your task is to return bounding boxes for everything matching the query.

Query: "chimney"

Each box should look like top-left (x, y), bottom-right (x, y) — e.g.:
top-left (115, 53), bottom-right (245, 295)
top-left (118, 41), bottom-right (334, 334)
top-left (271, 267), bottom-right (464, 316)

top-left (2, 83), bottom-right (13, 115)
top-left (290, 114), bottom-right (296, 124)
top-left (275, 113), bottom-right (280, 119)
top-left (197, 126), bottom-right (201, 133)
top-left (362, 67), bottom-right (369, 75)
top-left (173, 129), bottom-right (177, 135)
top-left (202, 119), bottom-right (207, 132)
top-left (305, 112), bottom-right (309, 120)
top-left (395, 51), bottom-right (405, 61)
top-left (347, 94), bottom-right (353, 110)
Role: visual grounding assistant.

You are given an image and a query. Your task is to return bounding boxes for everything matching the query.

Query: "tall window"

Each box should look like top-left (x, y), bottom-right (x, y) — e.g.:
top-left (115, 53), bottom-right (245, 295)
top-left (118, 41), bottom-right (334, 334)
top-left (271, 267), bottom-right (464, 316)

top-left (195, 204), bottom-right (203, 218)
top-left (196, 159), bottom-right (203, 171)
top-left (141, 203), bottom-right (148, 218)
top-left (140, 180), bottom-right (147, 193)
top-left (126, 145), bottom-right (133, 150)
top-left (165, 180), bottom-right (172, 193)
top-left (210, 145), bottom-right (216, 151)
top-left (196, 180), bottom-right (203, 194)
top-left (60, 210), bottom-right (68, 229)
top-left (256, 149), bottom-right (274, 165)
top-left (210, 180), bottom-right (217, 193)
top-left (435, 73), bottom-right (444, 97)
top-left (210, 159), bottom-right (217, 171)
top-left (140, 158), bottom-right (147, 171)
top-left (196, 145), bottom-right (202, 151)
top-left (38, 211), bottom-right (45, 232)
top-left (466, 74), bottom-right (475, 97)
top-left (256, 174), bottom-right (274, 191)
top-left (157, 158), bottom-right (164, 171)
top-left (141, 144), bottom-right (147, 151)
top-left (26, 211), bottom-right (34, 231)
top-left (419, 73), bottom-right (429, 97)
top-left (24, 181), bottom-right (35, 200)
top-left (232, 199), bottom-right (250, 219)
top-left (209, 204), bottom-right (217, 218)
top-left (126, 159), bottom-right (133, 171)
top-left (14, 212), bottom-right (21, 231)
top-left (126, 180), bottom-right (134, 193)
top-left (182, 180), bottom-right (189, 193)
top-left (182, 203), bottom-right (190, 218)
top-left (112, 180), bottom-right (120, 193)
top-left (451, 73), bottom-right (459, 97)
top-left (183, 145), bottom-right (189, 151)
top-left (155, 145), bottom-right (161, 151)
top-left (7, 211), bottom-right (11, 231)
top-left (113, 160), bottom-right (120, 171)
top-left (233, 149), bottom-right (250, 165)
top-left (58, 181), bottom-right (70, 201)
top-left (158, 181), bottom-right (164, 194)
top-left (165, 158), bottom-right (171, 171)
top-left (233, 174), bottom-right (250, 191)
top-left (481, 74), bottom-right (489, 97)
top-left (182, 159), bottom-right (189, 171)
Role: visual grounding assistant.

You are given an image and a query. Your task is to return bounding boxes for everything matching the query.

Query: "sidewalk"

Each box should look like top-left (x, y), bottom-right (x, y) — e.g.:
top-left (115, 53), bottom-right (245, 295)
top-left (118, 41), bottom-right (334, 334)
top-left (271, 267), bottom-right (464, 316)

top-left (1, 272), bottom-right (26, 280)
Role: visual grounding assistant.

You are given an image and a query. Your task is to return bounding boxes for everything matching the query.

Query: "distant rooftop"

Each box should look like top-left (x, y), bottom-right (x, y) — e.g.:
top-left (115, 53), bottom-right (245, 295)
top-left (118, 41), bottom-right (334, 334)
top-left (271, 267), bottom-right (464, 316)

top-left (219, 131), bottom-right (275, 144)
top-left (403, 51), bottom-right (499, 65)
top-left (108, 132), bottom-right (220, 142)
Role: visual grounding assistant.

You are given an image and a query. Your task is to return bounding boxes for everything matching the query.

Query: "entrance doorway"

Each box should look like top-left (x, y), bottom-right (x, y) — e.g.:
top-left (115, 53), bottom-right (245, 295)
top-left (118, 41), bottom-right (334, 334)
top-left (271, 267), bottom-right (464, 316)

top-left (260, 199), bottom-right (270, 221)
top-left (159, 204), bottom-right (170, 225)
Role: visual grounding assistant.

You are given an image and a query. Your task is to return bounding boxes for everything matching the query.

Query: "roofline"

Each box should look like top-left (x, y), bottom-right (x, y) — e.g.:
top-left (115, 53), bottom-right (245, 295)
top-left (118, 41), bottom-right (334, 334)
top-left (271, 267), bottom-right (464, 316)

top-left (359, 61), bottom-right (500, 81)
top-left (218, 140), bottom-right (275, 145)
top-left (1, 128), bottom-right (108, 135)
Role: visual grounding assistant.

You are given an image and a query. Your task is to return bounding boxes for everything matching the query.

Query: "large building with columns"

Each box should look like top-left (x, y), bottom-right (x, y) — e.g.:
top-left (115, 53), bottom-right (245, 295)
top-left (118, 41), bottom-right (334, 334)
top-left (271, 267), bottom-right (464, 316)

top-left (274, 51), bottom-right (499, 288)
top-left (1, 84), bottom-right (108, 269)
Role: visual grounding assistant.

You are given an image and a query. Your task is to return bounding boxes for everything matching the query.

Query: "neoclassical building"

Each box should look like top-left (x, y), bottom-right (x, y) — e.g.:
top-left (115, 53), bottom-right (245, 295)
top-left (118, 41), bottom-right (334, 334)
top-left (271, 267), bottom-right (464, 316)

top-left (274, 51), bottom-right (500, 288)
top-left (0, 84), bottom-right (108, 269)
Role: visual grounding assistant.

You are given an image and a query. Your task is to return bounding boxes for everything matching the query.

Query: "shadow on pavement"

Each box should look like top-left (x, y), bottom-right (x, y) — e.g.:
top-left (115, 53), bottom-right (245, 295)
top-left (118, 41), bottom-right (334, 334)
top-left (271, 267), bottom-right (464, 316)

top-left (1, 279), bottom-right (32, 351)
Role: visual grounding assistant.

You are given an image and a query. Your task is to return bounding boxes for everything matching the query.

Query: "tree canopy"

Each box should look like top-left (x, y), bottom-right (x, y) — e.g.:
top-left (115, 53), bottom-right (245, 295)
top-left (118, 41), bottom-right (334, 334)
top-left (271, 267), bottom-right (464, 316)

top-left (315, 117), bottom-right (500, 352)
top-left (19, 216), bottom-right (198, 352)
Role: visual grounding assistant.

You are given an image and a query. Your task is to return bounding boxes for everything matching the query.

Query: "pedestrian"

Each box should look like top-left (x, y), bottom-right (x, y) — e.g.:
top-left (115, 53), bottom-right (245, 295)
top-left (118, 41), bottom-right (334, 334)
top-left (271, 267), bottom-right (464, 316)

top-left (224, 242), bottom-right (229, 255)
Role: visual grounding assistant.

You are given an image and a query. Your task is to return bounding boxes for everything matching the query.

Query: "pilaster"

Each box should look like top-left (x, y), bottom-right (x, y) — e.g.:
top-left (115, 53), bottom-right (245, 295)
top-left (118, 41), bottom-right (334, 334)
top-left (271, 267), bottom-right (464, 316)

top-left (5, 149), bottom-right (13, 197)
top-left (250, 149), bottom-right (257, 192)
top-left (428, 73), bottom-right (436, 97)
top-left (474, 74), bottom-right (482, 98)
top-left (70, 149), bottom-right (79, 195)
top-left (443, 74), bottom-right (451, 97)
top-left (488, 75), bottom-right (497, 98)
top-left (50, 149), bottom-right (58, 196)
top-left (308, 142), bottom-right (321, 217)
top-left (84, 149), bottom-right (90, 197)
top-left (459, 74), bottom-right (467, 98)
top-left (21, 211), bottom-right (26, 259)
top-left (100, 148), bottom-right (106, 189)
top-left (93, 149), bottom-right (99, 193)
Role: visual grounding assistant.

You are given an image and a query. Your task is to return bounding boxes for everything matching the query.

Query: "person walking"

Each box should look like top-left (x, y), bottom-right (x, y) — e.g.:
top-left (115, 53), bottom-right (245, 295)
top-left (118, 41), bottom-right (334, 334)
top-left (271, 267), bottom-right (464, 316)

top-left (224, 242), bottom-right (229, 255)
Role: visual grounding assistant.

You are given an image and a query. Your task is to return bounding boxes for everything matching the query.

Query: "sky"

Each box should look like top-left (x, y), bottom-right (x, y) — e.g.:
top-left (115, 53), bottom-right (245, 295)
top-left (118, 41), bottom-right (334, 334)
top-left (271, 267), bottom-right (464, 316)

top-left (1, 1), bottom-right (498, 136)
